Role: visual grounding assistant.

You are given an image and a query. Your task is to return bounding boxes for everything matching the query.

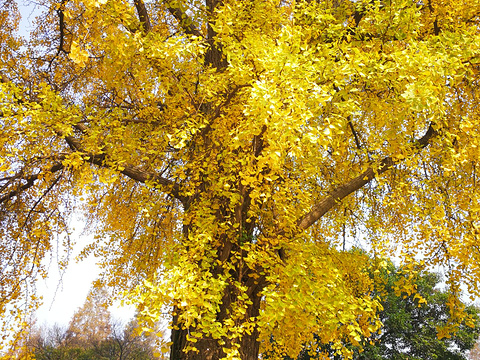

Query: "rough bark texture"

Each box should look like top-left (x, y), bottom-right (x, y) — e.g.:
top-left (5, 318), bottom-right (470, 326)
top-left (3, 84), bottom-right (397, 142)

top-left (170, 279), bottom-right (264, 360)
top-left (134, 0), bottom-right (152, 32)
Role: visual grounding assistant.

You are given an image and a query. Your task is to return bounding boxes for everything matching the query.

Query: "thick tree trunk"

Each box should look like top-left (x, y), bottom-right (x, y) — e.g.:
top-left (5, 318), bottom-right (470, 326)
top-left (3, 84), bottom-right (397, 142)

top-left (170, 0), bottom-right (256, 350)
top-left (170, 280), bottom-right (264, 359)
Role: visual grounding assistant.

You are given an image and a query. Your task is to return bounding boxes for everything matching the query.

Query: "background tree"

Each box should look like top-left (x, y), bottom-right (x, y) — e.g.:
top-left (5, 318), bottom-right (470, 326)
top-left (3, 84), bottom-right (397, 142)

top-left (28, 322), bottom-right (158, 360)
top-left (94, 318), bottom-right (162, 360)
top-left (363, 266), bottom-right (480, 360)
top-left (2, 0), bottom-right (480, 359)
top-left (65, 287), bottom-right (113, 348)
top-left (469, 338), bottom-right (480, 360)
top-left (25, 292), bottom-right (159, 360)
top-left (292, 261), bottom-right (480, 360)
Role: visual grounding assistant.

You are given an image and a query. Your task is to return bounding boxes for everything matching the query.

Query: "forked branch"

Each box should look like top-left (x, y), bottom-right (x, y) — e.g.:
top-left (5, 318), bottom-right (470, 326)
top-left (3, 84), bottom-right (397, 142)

top-left (0, 142), bottom-right (185, 206)
top-left (64, 133), bottom-right (186, 203)
top-left (165, 2), bottom-right (202, 37)
top-left (297, 124), bottom-right (437, 231)
top-left (0, 162), bottom-right (65, 205)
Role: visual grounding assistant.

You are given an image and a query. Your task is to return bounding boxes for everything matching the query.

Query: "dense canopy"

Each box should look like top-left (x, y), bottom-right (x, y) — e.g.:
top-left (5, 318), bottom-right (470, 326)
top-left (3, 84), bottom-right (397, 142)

top-left (2, 0), bottom-right (480, 359)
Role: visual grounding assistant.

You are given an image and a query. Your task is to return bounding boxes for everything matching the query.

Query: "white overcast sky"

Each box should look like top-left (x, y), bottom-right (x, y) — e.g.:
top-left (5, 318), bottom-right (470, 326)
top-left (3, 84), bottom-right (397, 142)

top-left (34, 227), bottom-right (135, 327)
top-left (35, 234), bottom-right (102, 326)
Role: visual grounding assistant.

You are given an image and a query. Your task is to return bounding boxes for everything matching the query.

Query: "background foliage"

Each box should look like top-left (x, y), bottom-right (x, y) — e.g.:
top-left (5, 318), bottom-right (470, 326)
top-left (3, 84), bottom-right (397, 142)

top-left (290, 261), bottom-right (480, 360)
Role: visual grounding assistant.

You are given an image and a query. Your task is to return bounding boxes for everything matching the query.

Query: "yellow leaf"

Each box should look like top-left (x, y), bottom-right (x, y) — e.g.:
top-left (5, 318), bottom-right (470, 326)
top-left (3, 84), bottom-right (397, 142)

top-left (69, 41), bottom-right (89, 67)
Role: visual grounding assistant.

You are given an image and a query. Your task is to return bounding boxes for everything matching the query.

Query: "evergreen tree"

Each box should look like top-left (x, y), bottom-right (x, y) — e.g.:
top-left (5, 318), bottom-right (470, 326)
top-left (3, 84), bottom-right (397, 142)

top-left (294, 262), bottom-right (480, 360)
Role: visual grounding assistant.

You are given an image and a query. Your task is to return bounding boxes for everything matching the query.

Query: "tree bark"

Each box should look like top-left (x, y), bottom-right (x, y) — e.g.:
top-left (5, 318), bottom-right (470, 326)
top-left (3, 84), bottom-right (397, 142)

top-left (170, 280), bottom-right (263, 360)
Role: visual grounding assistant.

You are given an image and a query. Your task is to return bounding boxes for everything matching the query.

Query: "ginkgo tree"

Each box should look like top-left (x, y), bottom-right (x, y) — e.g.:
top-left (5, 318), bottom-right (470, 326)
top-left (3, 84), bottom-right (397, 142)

top-left (2, 0), bottom-right (480, 359)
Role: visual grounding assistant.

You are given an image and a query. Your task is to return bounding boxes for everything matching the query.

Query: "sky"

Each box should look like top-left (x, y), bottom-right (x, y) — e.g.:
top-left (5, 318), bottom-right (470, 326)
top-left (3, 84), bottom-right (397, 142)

top-left (35, 234), bottom-right (102, 326)
top-left (34, 226), bottom-right (135, 327)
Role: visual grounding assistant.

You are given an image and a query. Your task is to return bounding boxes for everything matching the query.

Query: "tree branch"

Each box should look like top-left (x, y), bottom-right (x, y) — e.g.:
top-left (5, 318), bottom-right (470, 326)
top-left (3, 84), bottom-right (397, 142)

top-left (297, 124), bottom-right (437, 231)
top-left (23, 172), bottom-right (63, 227)
top-left (165, 3), bottom-right (202, 37)
top-left (204, 0), bottom-right (227, 69)
top-left (64, 133), bottom-right (186, 203)
top-left (134, 0), bottom-right (152, 33)
top-left (0, 150), bottom-right (185, 210)
top-left (57, 0), bottom-right (69, 54)
top-left (1, 79), bottom-right (185, 206)
top-left (0, 162), bottom-right (65, 205)
top-left (347, 116), bottom-right (362, 150)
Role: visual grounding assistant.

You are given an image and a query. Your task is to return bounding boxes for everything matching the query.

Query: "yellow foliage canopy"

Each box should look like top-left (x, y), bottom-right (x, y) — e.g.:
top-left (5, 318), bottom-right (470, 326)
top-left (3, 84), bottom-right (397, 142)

top-left (1, 0), bottom-right (480, 358)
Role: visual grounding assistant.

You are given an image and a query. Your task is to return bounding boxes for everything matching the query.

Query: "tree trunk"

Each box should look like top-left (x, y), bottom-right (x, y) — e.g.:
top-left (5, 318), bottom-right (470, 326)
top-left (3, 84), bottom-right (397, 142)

top-left (170, 278), bottom-right (264, 359)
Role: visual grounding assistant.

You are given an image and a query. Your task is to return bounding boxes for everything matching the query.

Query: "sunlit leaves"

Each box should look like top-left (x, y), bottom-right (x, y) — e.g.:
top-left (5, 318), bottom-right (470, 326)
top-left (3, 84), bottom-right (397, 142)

top-left (69, 41), bottom-right (89, 67)
top-left (3, 0), bottom-right (480, 358)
